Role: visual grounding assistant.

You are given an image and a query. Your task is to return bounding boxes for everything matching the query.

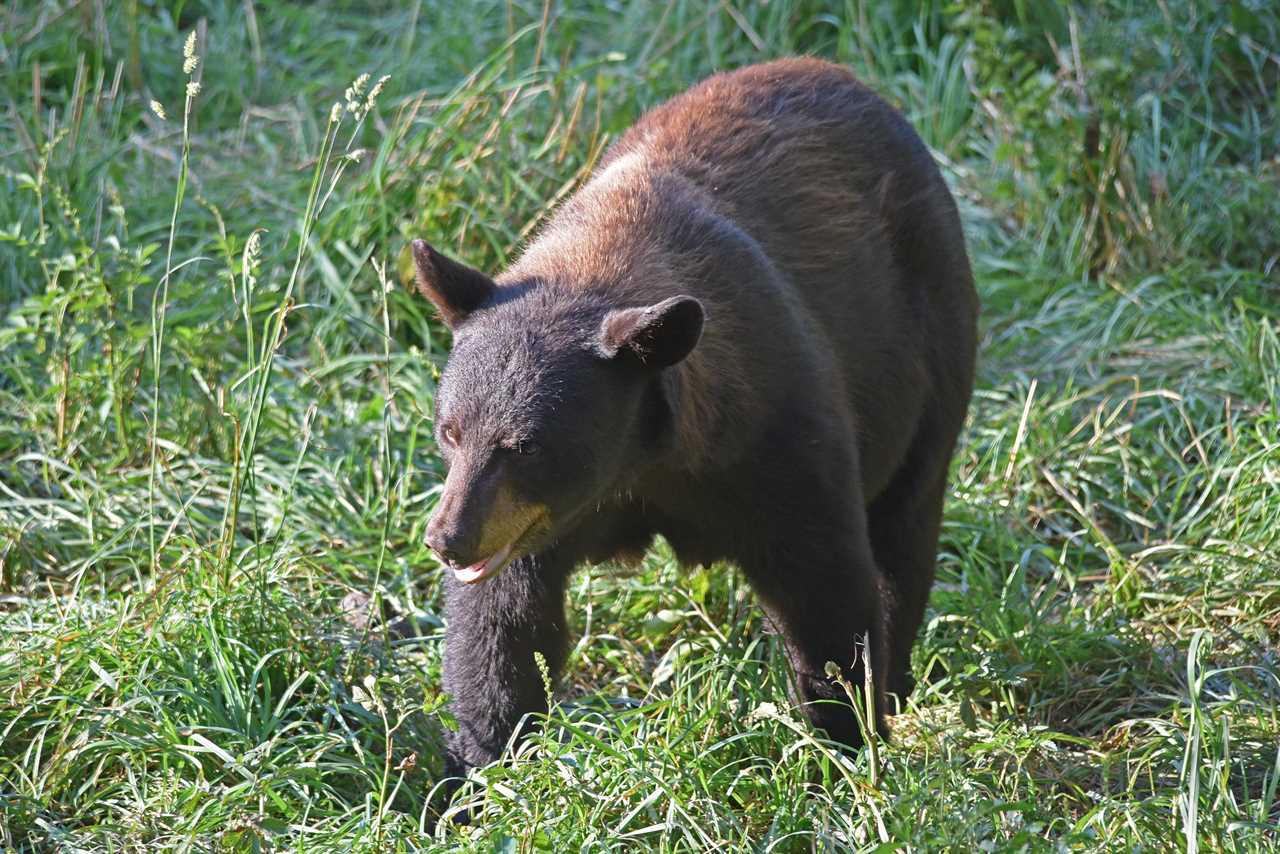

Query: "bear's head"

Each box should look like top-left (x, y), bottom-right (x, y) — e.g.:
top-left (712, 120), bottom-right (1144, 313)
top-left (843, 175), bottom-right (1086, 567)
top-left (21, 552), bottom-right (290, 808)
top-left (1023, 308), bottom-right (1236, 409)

top-left (412, 239), bottom-right (703, 583)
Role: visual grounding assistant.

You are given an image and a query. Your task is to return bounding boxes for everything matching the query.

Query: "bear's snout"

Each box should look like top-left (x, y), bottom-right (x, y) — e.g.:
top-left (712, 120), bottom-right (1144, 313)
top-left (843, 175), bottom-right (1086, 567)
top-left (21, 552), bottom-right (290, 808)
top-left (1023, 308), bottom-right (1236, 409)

top-left (427, 462), bottom-right (549, 573)
top-left (424, 512), bottom-right (474, 566)
top-left (425, 465), bottom-right (492, 565)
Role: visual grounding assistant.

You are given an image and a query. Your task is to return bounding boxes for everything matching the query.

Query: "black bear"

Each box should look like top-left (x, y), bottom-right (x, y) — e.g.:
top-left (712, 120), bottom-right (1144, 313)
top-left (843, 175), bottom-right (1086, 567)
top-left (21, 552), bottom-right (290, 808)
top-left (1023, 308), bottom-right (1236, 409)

top-left (412, 58), bottom-right (978, 780)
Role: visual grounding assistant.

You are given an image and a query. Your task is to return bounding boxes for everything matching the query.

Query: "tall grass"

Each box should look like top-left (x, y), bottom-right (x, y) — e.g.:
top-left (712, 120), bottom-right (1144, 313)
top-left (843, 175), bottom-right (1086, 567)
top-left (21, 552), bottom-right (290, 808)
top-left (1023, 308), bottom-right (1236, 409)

top-left (2, 0), bottom-right (1278, 849)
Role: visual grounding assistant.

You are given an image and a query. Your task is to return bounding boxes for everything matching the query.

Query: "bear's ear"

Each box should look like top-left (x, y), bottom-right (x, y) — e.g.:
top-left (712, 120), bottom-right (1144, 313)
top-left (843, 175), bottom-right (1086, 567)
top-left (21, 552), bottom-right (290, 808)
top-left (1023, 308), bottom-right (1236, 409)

top-left (411, 239), bottom-right (496, 328)
top-left (598, 295), bottom-right (704, 368)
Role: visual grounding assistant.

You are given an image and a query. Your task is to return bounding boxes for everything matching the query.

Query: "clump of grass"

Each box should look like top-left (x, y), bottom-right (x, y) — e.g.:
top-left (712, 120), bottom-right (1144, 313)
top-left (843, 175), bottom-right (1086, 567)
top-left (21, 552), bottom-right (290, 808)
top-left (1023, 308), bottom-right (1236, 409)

top-left (2, 0), bottom-right (1278, 850)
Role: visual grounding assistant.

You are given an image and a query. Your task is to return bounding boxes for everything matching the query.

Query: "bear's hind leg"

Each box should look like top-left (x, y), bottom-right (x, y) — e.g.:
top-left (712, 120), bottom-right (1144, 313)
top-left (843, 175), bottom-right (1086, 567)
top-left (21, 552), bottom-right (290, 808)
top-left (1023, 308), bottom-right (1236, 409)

top-left (865, 413), bottom-right (957, 707)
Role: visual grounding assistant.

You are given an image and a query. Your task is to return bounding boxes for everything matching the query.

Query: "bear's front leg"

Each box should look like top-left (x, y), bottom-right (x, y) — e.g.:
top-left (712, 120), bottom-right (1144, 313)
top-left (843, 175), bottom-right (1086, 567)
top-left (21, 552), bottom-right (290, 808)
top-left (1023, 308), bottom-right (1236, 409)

top-left (733, 436), bottom-right (894, 749)
top-left (745, 541), bottom-right (893, 749)
top-left (441, 553), bottom-right (571, 778)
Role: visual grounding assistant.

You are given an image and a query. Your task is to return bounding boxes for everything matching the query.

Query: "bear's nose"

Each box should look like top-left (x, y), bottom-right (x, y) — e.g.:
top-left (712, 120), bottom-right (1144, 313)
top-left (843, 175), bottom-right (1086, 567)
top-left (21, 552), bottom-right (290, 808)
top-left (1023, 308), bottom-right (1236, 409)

top-left (425, 520), bottom-right (470, 565)
top-left (430, 530), bottom-right (465, 563)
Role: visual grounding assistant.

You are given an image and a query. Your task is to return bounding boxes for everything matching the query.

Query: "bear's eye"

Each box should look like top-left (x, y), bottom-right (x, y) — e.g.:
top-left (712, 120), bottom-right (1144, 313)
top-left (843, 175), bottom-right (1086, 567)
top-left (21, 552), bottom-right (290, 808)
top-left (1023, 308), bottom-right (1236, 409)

top-left (515, 439), bottom-right (541, 456)
top-left (440, 425), bottom-right (461, 448)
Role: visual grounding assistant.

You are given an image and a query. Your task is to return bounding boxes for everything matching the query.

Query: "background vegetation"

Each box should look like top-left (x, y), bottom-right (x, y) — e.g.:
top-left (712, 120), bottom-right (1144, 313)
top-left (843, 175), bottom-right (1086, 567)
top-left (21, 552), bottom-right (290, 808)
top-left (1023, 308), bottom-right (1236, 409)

top-left (2, 0), bottom-right (1278, 849)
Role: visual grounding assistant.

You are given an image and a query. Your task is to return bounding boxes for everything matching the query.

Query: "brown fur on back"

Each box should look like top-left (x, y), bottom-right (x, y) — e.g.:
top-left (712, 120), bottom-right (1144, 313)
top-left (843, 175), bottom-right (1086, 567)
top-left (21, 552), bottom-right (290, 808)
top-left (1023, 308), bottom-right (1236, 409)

top-left (504, 58), bottom-right (974, 490)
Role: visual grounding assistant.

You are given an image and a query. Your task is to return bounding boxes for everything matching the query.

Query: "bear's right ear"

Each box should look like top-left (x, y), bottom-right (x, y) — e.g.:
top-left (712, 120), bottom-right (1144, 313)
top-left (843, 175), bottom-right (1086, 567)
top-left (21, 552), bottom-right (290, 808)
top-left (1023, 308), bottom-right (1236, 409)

top-left (411, 239), bottom-right (496, 329)
top-left (597, 295), bottom-right (704, 368)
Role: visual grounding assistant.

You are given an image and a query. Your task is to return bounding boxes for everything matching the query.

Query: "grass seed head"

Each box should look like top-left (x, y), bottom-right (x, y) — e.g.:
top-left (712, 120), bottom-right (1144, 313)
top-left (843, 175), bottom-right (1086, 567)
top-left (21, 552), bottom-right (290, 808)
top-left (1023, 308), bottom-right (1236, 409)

top-left (345, 73), bottom-right (370, 114)
top-left (364, 74), bottom-right (390, 112)
top-left (182, 32), bottom-right (198, 74)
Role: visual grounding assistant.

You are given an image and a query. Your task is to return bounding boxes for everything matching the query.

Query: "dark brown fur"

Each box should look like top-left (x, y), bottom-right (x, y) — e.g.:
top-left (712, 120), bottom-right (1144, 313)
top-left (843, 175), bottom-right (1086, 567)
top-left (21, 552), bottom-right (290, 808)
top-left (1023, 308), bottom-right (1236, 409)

top-left (413, 58), bottom-right (978, 782)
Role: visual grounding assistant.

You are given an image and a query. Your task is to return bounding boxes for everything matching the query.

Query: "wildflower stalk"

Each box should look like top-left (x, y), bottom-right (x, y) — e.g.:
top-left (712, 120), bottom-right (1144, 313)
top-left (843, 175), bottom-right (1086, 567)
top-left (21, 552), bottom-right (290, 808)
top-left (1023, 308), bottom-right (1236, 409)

top-left (347, 258), bottom-right (399, 671)
top-left (235, 105), bottom-right (339, 574)
top-left (147, 32), bottom-right (199, 574)
top-left (231, 75), bottom-right (387, 579)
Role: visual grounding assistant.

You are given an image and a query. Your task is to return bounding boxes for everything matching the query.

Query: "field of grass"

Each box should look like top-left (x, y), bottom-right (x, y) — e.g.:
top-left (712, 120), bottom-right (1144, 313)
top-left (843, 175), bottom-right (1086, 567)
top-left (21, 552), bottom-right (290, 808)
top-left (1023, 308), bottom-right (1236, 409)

top-left (2, 0), bottom-right (1278, 849)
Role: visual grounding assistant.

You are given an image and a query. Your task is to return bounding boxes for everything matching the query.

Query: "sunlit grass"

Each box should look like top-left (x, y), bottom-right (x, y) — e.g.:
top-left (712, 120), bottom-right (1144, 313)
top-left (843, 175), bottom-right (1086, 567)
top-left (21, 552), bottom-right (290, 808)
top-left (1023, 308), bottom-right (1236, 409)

top-left (1, 0), bottom-right (1278, 849)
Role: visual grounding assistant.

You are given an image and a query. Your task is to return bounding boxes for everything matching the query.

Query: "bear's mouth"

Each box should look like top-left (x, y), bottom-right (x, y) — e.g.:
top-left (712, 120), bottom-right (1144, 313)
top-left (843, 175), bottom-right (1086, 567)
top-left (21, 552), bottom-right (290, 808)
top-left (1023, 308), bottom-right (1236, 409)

top-left (449, 515), bottom-right (545, 584)
top-left (451, 541), bottom-right (516, 584)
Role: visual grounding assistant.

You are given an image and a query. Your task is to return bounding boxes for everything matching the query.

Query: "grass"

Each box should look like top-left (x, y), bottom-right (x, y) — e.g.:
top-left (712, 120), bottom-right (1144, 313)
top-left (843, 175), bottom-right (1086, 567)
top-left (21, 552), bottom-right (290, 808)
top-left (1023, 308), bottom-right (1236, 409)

top-left (1, 0), bottom-right (1278, 849)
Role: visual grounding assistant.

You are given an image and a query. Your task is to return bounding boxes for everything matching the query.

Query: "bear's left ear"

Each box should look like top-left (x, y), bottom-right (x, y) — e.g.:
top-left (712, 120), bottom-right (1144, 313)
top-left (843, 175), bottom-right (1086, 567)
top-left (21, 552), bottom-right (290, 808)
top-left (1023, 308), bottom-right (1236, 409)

top-left (598, 295), bottom-right (704, 368)
top-left (411, 239), bottom-right (496, 328)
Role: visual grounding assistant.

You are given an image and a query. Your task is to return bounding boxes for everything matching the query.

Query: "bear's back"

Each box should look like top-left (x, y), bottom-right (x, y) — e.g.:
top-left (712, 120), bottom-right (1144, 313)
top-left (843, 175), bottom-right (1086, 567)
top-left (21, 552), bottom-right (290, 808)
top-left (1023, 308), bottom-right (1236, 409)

top-left (602, 58), bottom-right (942, 286)
top-left (506, 58), bottom-right (976, 489)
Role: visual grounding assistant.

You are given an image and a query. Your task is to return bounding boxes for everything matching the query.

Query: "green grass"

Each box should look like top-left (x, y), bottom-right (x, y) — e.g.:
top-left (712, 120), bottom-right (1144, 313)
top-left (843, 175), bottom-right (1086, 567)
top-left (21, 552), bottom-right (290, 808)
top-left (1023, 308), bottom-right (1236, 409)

top-left (2, 0), bottom-right (1278, 849)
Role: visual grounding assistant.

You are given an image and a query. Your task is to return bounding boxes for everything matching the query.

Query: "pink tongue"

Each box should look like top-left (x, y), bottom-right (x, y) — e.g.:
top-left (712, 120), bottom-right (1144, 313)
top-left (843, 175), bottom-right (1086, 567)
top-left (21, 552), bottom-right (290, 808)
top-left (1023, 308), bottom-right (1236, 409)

top-left (452, 542), bottom-right (513, 583)
top-left (453, 562), bottom-right (489, 583)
